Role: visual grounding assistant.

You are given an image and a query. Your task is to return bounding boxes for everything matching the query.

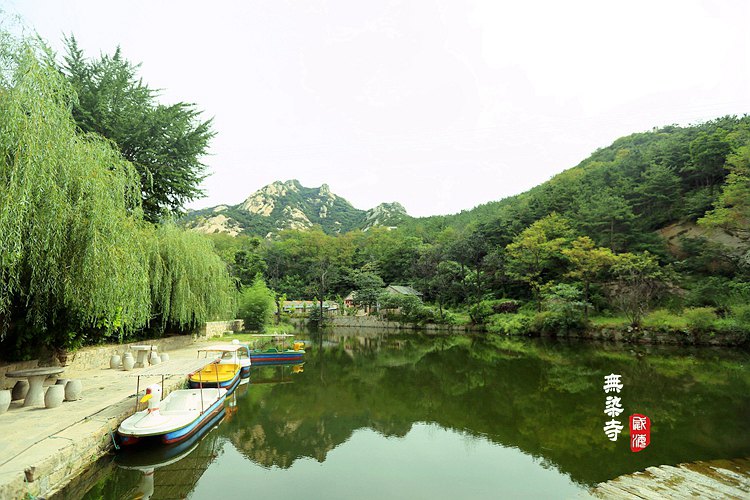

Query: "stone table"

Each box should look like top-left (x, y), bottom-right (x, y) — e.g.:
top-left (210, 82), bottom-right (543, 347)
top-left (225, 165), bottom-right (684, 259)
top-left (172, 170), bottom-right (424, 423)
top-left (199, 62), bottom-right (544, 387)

top-left (5, 367), bottom-right (65, 407)
top-left (130, 345), bottom-right (156, 368)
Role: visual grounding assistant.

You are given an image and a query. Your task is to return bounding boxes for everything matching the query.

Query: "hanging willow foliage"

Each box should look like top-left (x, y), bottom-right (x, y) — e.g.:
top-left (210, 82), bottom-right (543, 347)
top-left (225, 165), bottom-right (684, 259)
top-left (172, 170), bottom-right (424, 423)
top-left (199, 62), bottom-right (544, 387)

top-left (149, 223), bottom-right (237, 332)
top-left (0, 33), bottom-right (235, 351)
top-left (0, 35), bottom-right (151, 337)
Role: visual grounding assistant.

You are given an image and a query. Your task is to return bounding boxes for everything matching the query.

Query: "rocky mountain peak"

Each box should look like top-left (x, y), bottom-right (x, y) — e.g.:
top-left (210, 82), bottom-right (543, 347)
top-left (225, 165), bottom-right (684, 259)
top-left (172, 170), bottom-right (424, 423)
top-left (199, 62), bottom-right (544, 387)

top-left (185, 181), bottom-right (410, 237)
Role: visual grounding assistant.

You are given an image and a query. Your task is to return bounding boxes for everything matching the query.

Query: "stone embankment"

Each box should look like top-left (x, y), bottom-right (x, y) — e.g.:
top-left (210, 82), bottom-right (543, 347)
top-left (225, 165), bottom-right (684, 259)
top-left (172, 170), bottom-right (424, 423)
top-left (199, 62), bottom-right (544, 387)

top-left (330, 316), bottom-right (483, 332)
top-left (561, 326), bottom-right (748, 347)
top-left (0, 323), bottom-right (240, 499)
top-left (593, 457), bottom-right (750, 498)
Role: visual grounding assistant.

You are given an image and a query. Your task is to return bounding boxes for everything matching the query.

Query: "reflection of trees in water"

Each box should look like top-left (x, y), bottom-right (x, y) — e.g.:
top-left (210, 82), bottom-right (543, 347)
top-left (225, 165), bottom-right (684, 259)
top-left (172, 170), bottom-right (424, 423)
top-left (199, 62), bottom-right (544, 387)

top-left (220, 333), bottom-right (750, 485)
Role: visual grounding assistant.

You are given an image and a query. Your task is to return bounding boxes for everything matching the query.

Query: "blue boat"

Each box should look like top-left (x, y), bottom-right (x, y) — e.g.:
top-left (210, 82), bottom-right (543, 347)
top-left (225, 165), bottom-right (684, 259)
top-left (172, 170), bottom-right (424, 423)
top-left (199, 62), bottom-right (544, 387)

top-left (248, 341), bottom-right (306, 365)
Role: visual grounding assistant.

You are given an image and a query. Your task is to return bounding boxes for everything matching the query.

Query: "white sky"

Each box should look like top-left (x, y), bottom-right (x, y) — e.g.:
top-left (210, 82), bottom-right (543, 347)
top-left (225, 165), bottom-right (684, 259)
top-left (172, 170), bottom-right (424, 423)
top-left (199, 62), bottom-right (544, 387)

top-left (5, 0), bottom-right (750, 217)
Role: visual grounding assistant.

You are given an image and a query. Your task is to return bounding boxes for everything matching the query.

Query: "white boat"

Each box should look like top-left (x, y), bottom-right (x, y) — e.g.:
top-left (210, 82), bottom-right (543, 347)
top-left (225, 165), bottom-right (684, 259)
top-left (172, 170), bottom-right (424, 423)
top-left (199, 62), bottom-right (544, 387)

top-left (119, 384), bottom-right (226, 446)
top-left (118, 359), bottom-right (228, 447)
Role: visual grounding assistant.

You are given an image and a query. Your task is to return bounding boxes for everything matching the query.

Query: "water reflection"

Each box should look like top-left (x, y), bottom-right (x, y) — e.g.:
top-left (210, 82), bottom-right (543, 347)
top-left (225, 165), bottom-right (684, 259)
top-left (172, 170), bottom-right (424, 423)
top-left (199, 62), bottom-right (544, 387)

top-left (226, 331), bottom-right (750, 484)
top-left (69, 330), bottom-right (750, 498)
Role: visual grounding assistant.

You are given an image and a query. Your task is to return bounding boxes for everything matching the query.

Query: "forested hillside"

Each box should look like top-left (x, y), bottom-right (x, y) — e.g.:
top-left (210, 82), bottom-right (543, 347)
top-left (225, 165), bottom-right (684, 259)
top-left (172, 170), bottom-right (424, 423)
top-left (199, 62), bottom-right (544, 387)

top-left (215, 116), bottom-right (749, 337)
top-left (403, 117), bottom-right (747, 247)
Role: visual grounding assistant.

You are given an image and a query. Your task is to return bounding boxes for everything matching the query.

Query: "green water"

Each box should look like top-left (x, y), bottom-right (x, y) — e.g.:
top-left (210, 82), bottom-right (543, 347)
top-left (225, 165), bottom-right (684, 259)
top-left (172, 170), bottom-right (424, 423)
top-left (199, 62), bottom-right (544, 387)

top-left (67, 331), bottom-right (750, 499)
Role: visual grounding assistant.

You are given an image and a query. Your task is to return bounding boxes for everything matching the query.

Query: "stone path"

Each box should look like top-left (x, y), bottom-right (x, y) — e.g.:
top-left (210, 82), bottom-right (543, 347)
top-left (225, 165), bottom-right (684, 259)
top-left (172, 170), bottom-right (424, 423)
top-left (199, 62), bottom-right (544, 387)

top-left (0, 340), bottom-right (216, 499)
top-left (592, 457), bottom-right (750, 499)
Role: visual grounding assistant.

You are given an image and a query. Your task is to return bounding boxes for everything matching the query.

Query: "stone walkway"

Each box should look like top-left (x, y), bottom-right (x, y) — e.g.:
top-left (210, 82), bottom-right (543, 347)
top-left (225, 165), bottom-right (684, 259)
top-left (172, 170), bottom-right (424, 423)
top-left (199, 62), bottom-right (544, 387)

top-left (0, 340), bottom-right (216, 499)
top-left (592, 457), bottom-right (750, 499)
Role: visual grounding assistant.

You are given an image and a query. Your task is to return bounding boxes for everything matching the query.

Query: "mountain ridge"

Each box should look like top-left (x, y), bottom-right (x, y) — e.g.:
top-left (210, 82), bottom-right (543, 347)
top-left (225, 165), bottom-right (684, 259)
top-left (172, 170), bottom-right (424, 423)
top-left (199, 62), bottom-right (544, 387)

top-left (184, 180), bottom-right (409, 237)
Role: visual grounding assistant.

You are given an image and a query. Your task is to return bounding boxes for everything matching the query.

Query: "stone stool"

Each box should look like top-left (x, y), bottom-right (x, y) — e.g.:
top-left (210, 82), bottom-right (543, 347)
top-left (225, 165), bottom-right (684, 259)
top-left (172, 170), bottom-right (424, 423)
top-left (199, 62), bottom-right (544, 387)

top-left (44, 385), bottom-right (64, 408)
top-left (64, 379), bottom-right (82, 401)
top-left (11, 380), bottom-right (28, 401)
top-left (0, 389), bottom-right (10, 414)
top-left (122, 352), bottom-right (135, 371)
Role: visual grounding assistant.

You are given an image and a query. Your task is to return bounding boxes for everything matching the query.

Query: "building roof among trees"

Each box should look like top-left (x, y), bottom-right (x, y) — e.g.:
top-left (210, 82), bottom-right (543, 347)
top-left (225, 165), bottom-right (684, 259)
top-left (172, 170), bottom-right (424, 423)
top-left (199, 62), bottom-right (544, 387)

top-left (385, 285), bottom-right (422, 296)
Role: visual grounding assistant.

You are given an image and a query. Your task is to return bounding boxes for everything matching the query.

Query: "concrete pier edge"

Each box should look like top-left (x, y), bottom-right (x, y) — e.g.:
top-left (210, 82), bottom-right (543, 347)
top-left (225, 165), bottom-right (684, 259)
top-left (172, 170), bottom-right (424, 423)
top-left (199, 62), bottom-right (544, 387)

top-left (0, 376), bottom-right (188, 500)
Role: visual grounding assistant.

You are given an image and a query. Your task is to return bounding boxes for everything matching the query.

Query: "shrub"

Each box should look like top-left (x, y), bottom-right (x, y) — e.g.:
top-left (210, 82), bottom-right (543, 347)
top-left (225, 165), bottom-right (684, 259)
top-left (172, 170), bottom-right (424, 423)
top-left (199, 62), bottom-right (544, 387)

top-left (469, 301), bottom-right (493, 324)
top-left (534, 284), bottom-right (588, 334)
top-left (486, 313), bottom-right (531, 335)
top-left (684, 307), bottom-right (717, 333)
top-left (238, 277), bottom-right (275, 331)
top-left (715, 317), bottom-right (750, 342)
top-left (469, 299), bottom-right (521, 324)
top-left (643, 309), bottom-right (685, 331)
top-left (530, 310), bottom-right (586, 336)
top-left (492, 299), bottom-right (520, 314)
top-left (731, 304), bottom-right (750, 324)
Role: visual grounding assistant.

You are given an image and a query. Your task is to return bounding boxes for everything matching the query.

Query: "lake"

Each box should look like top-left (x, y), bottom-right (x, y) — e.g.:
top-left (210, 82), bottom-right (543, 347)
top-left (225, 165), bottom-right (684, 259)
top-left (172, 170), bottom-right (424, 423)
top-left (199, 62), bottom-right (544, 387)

top-left (60, 329), bottom-right (750, 499)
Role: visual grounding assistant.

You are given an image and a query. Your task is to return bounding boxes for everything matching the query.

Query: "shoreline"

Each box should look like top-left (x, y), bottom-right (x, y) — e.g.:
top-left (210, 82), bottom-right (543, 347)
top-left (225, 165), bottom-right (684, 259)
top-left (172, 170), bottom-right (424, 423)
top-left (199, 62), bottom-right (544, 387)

top-left (1, 325), bottom-right (746, 498)
top-left (323, 316), bottom-right (749, 347)
top-left (0, 338), bottom-right (210, 499)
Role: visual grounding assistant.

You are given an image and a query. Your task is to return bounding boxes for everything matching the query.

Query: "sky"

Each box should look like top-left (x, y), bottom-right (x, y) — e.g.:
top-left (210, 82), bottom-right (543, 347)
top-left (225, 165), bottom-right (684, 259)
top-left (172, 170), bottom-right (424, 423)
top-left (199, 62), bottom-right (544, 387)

top-left (5, 0), bottom-right (750, 217)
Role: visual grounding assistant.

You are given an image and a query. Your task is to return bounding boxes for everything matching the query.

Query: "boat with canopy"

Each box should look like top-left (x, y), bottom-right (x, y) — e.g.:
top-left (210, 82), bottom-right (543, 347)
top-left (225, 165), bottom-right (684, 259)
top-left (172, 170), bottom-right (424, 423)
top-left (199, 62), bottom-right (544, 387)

top-left (118, 359), bottom-right (227, 446)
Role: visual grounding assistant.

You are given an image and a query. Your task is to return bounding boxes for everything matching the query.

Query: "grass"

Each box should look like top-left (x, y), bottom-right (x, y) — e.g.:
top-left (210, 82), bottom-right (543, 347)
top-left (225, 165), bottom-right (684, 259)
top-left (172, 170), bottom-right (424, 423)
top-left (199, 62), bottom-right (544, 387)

top-left (447, 311), bottom-right (472, 325)
top-left (589, 310), bottom-right (692, 330)
top-left (642, 309), bottom-right (690, 330)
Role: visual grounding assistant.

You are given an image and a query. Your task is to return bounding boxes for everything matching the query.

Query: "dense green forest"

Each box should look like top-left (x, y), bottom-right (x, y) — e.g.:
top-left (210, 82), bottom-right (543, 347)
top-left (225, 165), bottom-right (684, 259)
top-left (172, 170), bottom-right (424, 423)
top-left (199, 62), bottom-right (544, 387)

top-left (215, 116), bottom-right (750, 339)
top-left (0, 33), bottom-right (235, 360)
top-left (1, 28), bottom-right (748, 360)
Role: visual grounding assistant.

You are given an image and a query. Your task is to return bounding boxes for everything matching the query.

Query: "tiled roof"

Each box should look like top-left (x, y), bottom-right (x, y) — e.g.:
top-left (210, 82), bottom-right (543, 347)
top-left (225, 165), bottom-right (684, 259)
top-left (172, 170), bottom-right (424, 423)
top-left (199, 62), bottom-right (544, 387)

top-left (386, 285), bottom-right (422, 296)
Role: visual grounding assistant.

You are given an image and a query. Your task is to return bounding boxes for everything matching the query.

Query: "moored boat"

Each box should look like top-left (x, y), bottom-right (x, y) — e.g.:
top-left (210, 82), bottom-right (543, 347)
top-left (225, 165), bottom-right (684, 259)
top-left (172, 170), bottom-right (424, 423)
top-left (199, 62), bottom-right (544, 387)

top-left (224, 342), bottom-right (252, 377)
top-left (189, 345), bottom-right (242, 392)
top-left (249, 341), bottom-right (306, 365)
top-left (118, 384), bottom-right (226, 446)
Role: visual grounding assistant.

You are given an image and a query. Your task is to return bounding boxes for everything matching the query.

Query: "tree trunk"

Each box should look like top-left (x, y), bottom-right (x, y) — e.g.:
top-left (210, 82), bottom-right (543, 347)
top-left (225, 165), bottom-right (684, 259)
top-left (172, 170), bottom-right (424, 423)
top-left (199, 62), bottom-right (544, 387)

top-left (584, 281), bottom-right (590, 321)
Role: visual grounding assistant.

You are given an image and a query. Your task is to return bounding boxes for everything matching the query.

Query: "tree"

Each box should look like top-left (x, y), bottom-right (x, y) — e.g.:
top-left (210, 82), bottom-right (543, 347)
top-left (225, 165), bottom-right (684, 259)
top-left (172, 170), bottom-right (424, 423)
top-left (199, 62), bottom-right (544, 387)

top-left (699, 132), bottom-right (750, 239)
top-left (148, 224), bottom-right (236, 333)
top-left (61, 36), bottom-right (215, 222)
top-left (0, 33), bottom-right (234, 358)
top-left (607, 252), bottom-right (672, 326)
top-left (238, 276), bottom-right (275, 331)
top-left (562, 237), bottom-right (616, 320)
top-left (574, 191), bottom-right (635, 251)
top-left (0, 35), bottom-right (151, 350)
top-left (634, 164), bottom-right (681, 229)
top-left (505, 213), bottom-right (574, 309)
top-left (350, 269), bottom-right (385, 313)
top-left (682, 128), bottom-right (731, 189)
top-left (233, 247), bottom-right (268, 288)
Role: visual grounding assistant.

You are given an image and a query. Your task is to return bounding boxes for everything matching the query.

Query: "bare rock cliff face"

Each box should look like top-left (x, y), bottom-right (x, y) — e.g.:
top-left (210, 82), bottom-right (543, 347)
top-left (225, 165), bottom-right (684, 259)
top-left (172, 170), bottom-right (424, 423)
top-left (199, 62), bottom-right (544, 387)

top-left (184, 180), bottom-right (410, 237)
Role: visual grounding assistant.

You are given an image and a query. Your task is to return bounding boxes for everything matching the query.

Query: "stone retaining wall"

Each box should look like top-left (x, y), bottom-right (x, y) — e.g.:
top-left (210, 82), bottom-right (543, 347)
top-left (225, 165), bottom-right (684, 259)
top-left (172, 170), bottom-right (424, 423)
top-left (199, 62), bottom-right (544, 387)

top-left (0, 318), bottom-right (244, 388)
top-left (198, 319), bottom-right (244, 339)
top-left (0, 359), bottom-right (40, 390)
top-left (330, 316), bottom-right (483, 332)
top-left (62, 336), bottom-right (197, 375)
top-left (563, 326), bottom-right (749, 346)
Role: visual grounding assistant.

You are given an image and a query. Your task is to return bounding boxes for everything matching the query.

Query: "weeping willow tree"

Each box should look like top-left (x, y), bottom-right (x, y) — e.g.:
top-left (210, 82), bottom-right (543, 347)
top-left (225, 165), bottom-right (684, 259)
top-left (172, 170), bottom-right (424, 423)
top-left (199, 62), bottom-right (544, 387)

top-left (148, 224), bottom-right (237, 333)
top-left (0, 33), bottom-right (235, 357)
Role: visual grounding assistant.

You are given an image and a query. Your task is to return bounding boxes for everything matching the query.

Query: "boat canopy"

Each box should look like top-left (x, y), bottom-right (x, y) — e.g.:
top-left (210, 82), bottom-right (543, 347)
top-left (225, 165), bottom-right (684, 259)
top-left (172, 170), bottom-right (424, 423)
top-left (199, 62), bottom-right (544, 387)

top-left (125, 358), bottom-right (215, 377)
top-left (243, 334), bottom-right (294, 338)
top-left (198, 344), bottom-right (245, 352)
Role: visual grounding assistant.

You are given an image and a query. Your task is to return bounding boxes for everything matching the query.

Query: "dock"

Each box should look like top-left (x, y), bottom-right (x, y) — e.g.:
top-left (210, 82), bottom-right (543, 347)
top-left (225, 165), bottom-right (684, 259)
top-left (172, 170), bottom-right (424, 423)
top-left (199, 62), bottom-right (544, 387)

top-left (593, 457), bottom-right (750, 499)
top-left (0, 339), bottom-right (221, 499)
